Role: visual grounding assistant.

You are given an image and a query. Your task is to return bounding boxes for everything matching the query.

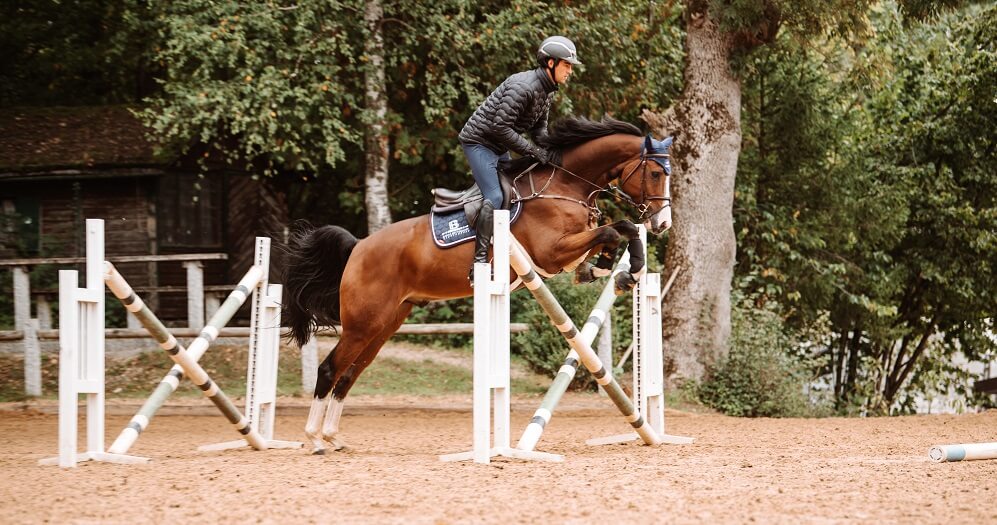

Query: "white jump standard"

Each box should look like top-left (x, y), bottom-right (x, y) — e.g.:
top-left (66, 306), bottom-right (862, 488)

top-left (440, 210), bottom-right (563, 464)
top-left (38, 220), bottom-right (147, 467)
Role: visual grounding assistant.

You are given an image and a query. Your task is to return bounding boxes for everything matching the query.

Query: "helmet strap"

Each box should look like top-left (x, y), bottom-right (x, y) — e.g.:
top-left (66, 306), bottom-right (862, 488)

top-left (546, 57), bottom-right (560, 83)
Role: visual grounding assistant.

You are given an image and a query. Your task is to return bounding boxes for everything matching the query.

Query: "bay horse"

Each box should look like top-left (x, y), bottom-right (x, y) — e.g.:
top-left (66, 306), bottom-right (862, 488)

top-left (283, 116), bottom-right (674, 454)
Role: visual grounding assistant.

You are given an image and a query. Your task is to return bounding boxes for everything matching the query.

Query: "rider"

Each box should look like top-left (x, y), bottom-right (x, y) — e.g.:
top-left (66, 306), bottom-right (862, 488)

top-left (458, 35), bottom-right (580, 283)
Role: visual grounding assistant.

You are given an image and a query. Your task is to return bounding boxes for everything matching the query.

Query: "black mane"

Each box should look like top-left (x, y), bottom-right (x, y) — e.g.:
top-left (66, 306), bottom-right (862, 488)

top-left (538, 116), bottom-right (642, 150)
top-left (499, 116), bottom-right (642, 175)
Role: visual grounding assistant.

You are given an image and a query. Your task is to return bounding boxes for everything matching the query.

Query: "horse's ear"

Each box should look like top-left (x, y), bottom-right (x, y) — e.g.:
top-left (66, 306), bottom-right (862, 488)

top-left (659, 136), bottom-right (674, 151)
top-left (644, 134), bottom-right (654, 151)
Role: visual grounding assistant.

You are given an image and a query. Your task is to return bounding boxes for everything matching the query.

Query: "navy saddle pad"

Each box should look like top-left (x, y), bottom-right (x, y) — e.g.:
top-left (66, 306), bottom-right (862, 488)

top-left (430, 201), bottom-right (524, 248)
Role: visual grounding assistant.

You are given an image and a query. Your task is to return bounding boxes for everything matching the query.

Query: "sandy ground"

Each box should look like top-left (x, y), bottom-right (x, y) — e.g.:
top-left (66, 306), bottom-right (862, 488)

top-left (1, 396), bottom-right (995, 525)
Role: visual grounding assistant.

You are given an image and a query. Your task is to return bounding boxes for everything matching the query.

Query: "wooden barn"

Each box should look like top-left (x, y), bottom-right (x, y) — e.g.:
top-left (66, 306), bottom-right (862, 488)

top-left (0, 106), bottom-right (289, 327)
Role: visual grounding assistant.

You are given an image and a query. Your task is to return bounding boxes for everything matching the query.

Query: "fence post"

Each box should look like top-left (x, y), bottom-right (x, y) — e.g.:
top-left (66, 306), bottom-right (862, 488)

top-left (183, 261), bottom-right (205, 330)
top-left (24, 318), bottom-right (41, 397)
top-left (596, 311), bottom-right (612, 397)
top-left (13, 265), bottom-right (30, 332)
top-left (36, 295), bottom-right (52, 330)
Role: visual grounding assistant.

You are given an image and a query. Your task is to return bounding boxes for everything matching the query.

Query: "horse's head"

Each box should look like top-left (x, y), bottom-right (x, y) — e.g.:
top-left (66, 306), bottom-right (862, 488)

top-left (612, 135), bottom-right (674, 235)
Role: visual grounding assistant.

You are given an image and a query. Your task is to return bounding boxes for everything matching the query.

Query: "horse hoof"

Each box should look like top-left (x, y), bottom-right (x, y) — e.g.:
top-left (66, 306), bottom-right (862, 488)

top-left (312, 448), bottom-right (327, 456)
top-left (324, 437), bottom-right (348, 451)
top-left (574, 263), bottom-right (595, 284)
top-left (614, 272), bottom-right (636, 295)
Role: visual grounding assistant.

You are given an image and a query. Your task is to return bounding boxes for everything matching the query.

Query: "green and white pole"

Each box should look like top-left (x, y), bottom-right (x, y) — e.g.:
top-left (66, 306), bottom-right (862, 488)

top-left (107, 265), bottom-right (263, 455)
top-left (516, 255), bottom-right (632, 452)
top-left (508, 237), bottom-right (662, 446)
top-left (104, 262), bottom-right (268, 451)
top-left (929, 442), bottom-right (997, 462)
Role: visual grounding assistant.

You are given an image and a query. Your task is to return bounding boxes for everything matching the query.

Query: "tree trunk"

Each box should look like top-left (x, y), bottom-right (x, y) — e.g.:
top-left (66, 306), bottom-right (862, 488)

top-left (363, 0), bottom-right (391, 233)
top-left (647, 11), bottom-right (741, 386)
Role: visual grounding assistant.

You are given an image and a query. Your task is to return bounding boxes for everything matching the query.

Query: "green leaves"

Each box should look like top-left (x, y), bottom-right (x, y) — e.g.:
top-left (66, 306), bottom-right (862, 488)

top-left (735, 3), bottom-right (996, 412)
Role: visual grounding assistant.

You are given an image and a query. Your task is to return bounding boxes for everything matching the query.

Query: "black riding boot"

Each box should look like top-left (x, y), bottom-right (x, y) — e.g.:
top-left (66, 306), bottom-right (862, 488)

top-left (468, 201), bottom-right (495, 285)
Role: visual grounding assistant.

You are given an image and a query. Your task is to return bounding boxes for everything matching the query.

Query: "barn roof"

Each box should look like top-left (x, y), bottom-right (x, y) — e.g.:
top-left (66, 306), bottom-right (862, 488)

top-left (0, 106), bottom-right (167, 175)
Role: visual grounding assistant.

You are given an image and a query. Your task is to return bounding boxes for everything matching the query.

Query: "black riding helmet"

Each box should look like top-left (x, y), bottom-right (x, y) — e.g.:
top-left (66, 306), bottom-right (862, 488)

top-left (537, 36), bottom-right (581, 81)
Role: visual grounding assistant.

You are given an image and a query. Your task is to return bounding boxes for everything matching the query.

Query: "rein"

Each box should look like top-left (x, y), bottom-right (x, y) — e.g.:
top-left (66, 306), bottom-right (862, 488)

top-left (510, 162), bottom-right (605, 221)
top-left (509, 147), bottom-right (671, 223)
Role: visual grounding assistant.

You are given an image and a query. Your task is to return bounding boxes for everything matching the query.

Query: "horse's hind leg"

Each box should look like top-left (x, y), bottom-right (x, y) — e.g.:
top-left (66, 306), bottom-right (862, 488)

top-left (305, 302), bottom-right (414, 454)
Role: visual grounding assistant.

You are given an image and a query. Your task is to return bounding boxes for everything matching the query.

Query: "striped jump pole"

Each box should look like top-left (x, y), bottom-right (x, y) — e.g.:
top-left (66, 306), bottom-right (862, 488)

top-left (929, 442), bottom-right (997, 462)
top-left (103, 262), bottom-right (268, 451)
top-left (106, 264), bottom-right (264, 455)
top-left (516, 252), bottom-right (632, 452)
top-left (588, 228), bottom-right (693, 447)
top-left (508, 236), bottom-right (663, 446)
top-left (201, 238), bottom-right (302, 451)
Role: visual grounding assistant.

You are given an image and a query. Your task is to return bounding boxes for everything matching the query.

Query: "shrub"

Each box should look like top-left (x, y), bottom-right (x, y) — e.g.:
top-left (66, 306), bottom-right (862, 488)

top-left (511, 273), bottom-right (626, 389)
top-left (698, 301), bottom-right (819, 417)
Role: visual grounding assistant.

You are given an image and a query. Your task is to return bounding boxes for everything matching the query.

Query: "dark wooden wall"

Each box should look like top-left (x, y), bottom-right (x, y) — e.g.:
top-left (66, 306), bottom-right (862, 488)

top-left (1, 172), bottom-right (289, 326)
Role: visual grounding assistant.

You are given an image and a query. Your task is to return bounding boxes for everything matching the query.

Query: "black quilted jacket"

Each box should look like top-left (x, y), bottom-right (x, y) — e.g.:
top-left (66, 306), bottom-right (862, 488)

top-left (458, 67), bottom-right (558, 157)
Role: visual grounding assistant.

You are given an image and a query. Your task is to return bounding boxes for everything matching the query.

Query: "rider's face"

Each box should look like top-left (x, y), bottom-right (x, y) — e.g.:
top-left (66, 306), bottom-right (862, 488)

top-left (554, 61), bottom-right (573, 84)
top-left (547, 59), bottom-right (573, 84)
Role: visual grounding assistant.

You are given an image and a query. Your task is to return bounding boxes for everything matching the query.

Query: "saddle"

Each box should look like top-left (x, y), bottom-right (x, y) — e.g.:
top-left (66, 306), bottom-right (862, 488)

top-left (429, 173), bottom-right (523, 248)
top-left (431, 174), bottom-right (517, 225)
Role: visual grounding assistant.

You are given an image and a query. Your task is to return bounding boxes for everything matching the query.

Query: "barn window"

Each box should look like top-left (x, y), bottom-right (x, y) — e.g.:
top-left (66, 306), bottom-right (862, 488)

top-left (0, 197), bottom-right (40, 256)
top-left (157, 173), bottom-right (223, 249)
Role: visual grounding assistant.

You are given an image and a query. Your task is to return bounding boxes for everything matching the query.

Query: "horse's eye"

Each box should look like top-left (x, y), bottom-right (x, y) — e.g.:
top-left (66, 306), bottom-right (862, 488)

top-left (651, 171), bottom-right (662, 179)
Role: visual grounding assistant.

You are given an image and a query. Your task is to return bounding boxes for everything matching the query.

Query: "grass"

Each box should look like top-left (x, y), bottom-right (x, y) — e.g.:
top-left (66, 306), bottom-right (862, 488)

top-left (0, 343), bottom-right (552, 402)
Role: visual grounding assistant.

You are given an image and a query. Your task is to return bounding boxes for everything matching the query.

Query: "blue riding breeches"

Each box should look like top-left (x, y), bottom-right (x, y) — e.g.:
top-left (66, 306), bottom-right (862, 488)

top-left (461, 142), bottom-right (510, 209)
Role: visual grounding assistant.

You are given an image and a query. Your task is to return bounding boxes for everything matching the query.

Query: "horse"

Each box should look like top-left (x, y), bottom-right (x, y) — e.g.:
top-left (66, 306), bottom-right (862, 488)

top-left (283, 116), bottom-right (674, 454)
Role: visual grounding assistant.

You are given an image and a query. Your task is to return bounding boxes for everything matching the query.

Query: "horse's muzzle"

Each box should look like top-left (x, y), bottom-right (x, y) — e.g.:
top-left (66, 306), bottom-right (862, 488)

top-left (644, 205), bottom-right (672, 235)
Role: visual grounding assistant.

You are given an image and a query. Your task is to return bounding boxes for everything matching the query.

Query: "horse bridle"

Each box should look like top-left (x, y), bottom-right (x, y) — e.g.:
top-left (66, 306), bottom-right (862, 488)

top-left (613, 149), bottom-right (672, 222)
top-left (510, 147), bottom-right (672, 223)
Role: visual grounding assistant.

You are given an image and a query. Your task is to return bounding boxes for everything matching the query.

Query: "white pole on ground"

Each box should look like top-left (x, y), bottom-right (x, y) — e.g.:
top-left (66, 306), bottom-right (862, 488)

top-left (929, 442), bottom-right (997, 462)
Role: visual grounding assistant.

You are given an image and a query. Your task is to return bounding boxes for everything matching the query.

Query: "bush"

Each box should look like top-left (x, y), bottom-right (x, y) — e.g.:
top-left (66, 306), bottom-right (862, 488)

top-left (698, 301), bottom-right (819, 417)
top-left (510, 273), bottom-right (631, 389)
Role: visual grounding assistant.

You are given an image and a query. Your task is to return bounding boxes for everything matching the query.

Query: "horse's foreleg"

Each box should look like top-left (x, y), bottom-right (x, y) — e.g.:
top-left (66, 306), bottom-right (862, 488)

top-left (559, 222), bottom-right (642, 290)
top-left (607, 221), bottom-right (646, 295)
top-left (556, 225), bottom-right (624, 284)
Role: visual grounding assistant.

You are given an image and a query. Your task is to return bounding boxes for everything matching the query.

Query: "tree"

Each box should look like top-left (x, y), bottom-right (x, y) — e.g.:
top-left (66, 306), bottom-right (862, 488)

top-left (730, 3), bottom-right (995, 412)
top-left (643, 0), bottom-right (972, 386)
top-left (363, 0), bottom-right (391, 232)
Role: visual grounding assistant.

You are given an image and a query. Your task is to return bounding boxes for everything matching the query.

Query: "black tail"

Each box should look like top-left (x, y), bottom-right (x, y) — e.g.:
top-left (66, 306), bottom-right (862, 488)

top-left (282, 225), bottom-right (358, 348)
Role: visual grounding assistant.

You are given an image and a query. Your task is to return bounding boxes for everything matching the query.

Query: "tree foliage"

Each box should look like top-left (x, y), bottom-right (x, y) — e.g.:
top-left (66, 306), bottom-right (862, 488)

top-left (734, 3), bottom-right (996, 413)
top-left (4, 0), bottom-right (993, 409)
top-left (123, 0), bottom-right (684, 234)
